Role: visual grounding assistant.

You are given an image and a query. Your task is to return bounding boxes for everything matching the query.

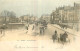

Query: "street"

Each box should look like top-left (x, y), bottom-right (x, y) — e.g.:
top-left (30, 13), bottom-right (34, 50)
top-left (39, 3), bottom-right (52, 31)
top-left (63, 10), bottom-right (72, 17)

top-left (0, 24), bottom-right (76, 42)
top-left (0, 24), bottom-right (80, 51)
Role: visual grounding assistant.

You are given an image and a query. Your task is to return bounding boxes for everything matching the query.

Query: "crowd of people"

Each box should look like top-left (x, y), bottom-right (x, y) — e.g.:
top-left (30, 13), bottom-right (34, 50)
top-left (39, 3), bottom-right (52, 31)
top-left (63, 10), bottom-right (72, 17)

top-left (32, 20), bottom-right (47, 35)
top-left (25, 20), bottom-right (48, 35)
top-left (25, 20), bottom-right (70, 44)
top-left (52, 30), bottom-right (70, 44)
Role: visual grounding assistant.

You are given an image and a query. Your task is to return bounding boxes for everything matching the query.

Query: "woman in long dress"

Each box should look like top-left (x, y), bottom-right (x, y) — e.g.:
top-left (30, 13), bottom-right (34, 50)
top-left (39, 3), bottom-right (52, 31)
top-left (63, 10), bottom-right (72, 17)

top-left (32, 24), bottom-right (39, 36)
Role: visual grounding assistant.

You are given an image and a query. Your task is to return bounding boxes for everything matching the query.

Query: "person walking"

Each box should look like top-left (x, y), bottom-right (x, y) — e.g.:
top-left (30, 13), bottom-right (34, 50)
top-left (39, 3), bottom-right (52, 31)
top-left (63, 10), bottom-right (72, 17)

top-left (32, 25), bottom-right (34, 30)
top-left (52, 30), bottom-right (58, 42)
top-left (25, 23), bottom-right (29, 34)
top-left (63, 32), bottom-right (68, 42)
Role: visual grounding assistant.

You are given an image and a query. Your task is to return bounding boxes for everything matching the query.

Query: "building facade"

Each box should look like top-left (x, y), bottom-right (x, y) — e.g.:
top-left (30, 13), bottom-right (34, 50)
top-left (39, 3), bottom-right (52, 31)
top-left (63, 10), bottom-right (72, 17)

top-left (19, 15), bottom-right (38, 24)
top-left (50, 3), bottom-right (80, 31)
top-left (40, 14), bottom-right (50, 23)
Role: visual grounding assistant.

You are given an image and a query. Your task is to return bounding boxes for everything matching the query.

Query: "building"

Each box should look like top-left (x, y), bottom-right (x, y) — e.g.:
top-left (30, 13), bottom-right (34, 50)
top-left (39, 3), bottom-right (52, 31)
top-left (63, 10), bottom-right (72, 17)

top-left (19, 15), bottom-right (31, 23)
top-left (50, 11), bottom-right (61, 24)
top-left (19, 15), bottom-right (38, 24)
top-left (40, 14), bottom-right (50, 23)
top-left (50, 3), bottom-right (80, 31)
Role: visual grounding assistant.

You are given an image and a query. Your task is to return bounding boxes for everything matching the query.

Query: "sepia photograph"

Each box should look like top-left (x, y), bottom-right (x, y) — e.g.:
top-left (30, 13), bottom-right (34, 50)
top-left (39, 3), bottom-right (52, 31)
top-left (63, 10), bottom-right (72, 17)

top-left (0, 0), bottom-right (80, 51)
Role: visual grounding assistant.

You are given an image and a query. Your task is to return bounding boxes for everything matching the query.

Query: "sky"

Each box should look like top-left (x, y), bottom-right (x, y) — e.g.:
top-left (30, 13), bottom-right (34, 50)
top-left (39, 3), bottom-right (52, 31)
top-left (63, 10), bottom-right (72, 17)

top-left (0, 0), bottom-right (80, 17)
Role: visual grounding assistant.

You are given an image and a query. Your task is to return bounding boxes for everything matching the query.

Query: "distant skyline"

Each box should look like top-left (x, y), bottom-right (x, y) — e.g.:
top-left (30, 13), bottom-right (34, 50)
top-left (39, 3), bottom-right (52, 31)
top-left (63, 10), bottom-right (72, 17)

top-left (0, 0), bottom-right (80, 17)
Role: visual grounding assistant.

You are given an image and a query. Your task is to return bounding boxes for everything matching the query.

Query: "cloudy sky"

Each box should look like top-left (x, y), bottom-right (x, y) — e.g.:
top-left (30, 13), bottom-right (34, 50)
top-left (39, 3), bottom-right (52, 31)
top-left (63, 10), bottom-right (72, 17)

top-left (0, 0), bottom-right (80, 17)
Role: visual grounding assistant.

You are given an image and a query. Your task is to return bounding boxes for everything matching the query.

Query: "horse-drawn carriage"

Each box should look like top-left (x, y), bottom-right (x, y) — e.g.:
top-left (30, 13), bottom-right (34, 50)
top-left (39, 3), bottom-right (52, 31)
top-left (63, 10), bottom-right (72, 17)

top-left (52, 31), bottom-right (70, 44)
top-left (39, 20), bottom-right (48, 35)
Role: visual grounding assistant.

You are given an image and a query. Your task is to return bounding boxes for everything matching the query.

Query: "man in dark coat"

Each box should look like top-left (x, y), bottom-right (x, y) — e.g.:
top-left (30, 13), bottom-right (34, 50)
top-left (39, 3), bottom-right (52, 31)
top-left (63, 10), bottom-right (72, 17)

top-left (52, 30), bottom-right (58, 42)
top-left (62, 32), bottom-right (68, 42)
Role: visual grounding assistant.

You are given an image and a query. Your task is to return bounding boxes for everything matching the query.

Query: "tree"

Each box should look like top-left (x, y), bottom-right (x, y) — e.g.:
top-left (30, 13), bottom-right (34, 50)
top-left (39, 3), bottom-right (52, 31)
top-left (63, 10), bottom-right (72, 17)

top-left (0, 10), bottom-right (10, 17)
top-left (0, 10), bottom-right (16, 17)
top-left (0, 10), bottom-right (16, 23)
top-left (9, 11), bottom-right (16, 17)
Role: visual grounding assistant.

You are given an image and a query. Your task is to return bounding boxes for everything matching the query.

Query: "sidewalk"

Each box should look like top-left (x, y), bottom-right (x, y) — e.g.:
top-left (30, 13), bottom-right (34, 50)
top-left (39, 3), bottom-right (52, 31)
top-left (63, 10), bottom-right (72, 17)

top-left (50, 24), bottom-right (78, 35)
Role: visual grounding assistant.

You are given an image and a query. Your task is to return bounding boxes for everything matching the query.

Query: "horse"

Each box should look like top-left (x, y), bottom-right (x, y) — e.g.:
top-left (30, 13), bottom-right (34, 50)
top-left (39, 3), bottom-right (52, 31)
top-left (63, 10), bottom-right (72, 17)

top-left (59, 32), bottom-right (69, 44)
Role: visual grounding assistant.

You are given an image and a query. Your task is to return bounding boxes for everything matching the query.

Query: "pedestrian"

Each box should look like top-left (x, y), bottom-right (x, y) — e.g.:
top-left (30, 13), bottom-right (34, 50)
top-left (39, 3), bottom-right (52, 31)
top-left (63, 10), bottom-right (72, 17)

top-left (32, 25), bottom-right (34, 30)
top-left (52, 30), bottom-right (58, 42)
top-left (60, 34), bottom-right (64, 43)
top-left (63, 32), bottom-right (68, 42)
top-left (41, 26), bottom-right (44, 35)
top-left (40, 27), bottom-right (42, 35)
top-left (26, 26), bottom-right (28, 34)
top-left (25, 23), bottom-right (29, 34)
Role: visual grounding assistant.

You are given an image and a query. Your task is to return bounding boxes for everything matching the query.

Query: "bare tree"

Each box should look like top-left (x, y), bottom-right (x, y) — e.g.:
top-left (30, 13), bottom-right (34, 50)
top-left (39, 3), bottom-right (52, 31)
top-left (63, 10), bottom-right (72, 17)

top-left (0, 10), bottom-right (16, 23)
top-left (0, 10), bottom-right (16, 17)
top-left (9, 11), bottom-right (16, 17)
top-left (0, 10), bottom-right (10, 17)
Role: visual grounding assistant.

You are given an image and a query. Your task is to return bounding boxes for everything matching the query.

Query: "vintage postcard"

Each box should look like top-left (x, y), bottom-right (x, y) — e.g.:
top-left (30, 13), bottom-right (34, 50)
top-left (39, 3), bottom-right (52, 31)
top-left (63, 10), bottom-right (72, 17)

top-left (0, 0), bottom-right (80, 51)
